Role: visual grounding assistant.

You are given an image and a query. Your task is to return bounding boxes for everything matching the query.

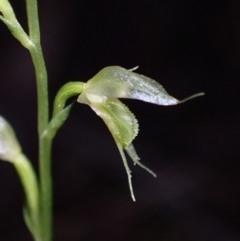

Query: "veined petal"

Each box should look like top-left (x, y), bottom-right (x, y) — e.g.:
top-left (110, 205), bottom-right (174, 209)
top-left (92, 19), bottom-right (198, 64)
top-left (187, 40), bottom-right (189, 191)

top-left (89, 98), bottom-right (138, 148)
top-left (78, 66), bottom-right (179, 106)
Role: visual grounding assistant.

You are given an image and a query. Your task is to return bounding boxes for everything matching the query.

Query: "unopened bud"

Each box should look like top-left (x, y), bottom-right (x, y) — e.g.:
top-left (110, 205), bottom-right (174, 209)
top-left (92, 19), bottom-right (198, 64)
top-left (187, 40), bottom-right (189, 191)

top-left (0, 0), bottom-right (17, 23)
top-left (0, 116), bottom-right (21, 162)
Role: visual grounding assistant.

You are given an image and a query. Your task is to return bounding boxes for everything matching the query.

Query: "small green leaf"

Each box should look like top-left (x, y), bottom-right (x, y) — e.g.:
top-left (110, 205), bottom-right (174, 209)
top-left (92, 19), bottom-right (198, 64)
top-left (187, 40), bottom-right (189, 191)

top-left (43, 104), bottom-right (73, 139)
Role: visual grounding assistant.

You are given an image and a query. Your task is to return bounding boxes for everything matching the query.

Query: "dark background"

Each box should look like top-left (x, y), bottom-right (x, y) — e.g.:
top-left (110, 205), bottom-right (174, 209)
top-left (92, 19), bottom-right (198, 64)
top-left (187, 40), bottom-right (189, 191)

top-left (0, 0), bottom-right (240, 240)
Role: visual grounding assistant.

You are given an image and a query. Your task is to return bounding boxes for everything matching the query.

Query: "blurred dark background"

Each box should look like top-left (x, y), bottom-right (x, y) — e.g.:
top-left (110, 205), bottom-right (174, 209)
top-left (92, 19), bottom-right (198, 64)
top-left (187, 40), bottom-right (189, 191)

top-left (0, 0), bottom-right (240, 240)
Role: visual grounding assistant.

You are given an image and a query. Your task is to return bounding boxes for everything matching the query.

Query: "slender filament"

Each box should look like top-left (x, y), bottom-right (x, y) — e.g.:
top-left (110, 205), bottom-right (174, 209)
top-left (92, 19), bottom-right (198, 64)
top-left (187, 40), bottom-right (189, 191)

top-left (125, 143), bottom-right (157, 177)
top-left (117, 143), bottom-right (136, 201)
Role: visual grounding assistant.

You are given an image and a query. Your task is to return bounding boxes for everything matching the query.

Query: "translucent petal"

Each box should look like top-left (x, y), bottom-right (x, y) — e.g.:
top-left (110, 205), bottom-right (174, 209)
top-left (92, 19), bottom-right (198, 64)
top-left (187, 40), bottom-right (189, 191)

top-left (89, 98), bottom-right (138, 148)
top-left (78, 66), bottom-right (179, 106)
top-left (0, 116), bottom-right (21, 162)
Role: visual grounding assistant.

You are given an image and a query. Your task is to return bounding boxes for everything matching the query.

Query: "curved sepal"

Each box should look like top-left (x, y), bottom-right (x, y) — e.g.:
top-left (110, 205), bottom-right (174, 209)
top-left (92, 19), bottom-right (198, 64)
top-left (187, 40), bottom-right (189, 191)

top-left (78, 66), bottom-right (179, 106)
top-left (89, 98), bottom-right (138, 148)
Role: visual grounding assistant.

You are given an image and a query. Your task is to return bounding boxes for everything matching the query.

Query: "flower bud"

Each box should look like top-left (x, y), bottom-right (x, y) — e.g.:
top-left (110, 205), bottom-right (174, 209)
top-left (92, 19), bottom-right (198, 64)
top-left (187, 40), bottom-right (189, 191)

top-left (0, 0), bottom-right (16, 22)
top-left (0, 0), bottom-right (32, 48)
top-left (0, 116), bottom-right (21, 162)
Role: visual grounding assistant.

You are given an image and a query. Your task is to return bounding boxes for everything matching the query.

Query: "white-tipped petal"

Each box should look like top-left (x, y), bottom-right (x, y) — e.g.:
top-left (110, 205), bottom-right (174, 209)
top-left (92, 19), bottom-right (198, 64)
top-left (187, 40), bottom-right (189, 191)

top-left (78, 66), bottom-right (179, 106)
top-left (0, 116), bottom-right (21, 162)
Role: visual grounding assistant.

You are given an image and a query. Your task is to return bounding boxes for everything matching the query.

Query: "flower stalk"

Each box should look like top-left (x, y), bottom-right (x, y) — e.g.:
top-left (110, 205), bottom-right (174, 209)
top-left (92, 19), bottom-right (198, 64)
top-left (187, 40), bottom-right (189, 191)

top-left (0, 115), bottom-right (41, 240)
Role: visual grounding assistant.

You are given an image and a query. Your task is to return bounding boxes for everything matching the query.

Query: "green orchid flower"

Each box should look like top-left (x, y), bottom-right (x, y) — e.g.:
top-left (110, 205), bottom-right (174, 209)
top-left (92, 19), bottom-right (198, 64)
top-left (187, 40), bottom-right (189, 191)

top-left (77, 66), bottom-right (204, 201)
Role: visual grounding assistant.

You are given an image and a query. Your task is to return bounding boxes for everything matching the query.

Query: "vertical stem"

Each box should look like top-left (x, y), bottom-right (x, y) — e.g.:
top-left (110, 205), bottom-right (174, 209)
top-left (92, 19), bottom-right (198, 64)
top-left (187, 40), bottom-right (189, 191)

top-left (25, 0), bottom-right (52, 240)
top-left (25, 0), bottom-right (40, 42)
top-left (39, 137), bottom-right (52, 241)
top-left (28, 38), bottom-right (52, 241)
top-left (28, 36), bottom-right (52, 241)
top-left (28, 43), bottom-right (52, 241)
top-left (29, 44), bottom-right (49, 133)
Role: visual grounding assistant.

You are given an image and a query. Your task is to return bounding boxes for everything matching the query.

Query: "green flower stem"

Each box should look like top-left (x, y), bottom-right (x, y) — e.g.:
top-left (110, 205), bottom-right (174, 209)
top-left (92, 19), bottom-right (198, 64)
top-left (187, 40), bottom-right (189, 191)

top-left (27, 35), bottom-right (52, 241)
top-left (25, 0), bottom-right (40, 42)
top-left (25, 0), bottom-right (51, 240)
top-left (13, 153), bottom-right (41, 241)
top-left (38, 136), bottom-right (52, 241)
top-left (28, 39), bottom-right (52, 241)
top-left (28, 44), bottom-right (49, 133)
top-left (14, 154), bottom-right (39, 218)
top-left (53, 82), bottom-right (85, 117)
